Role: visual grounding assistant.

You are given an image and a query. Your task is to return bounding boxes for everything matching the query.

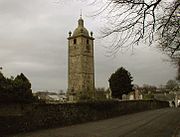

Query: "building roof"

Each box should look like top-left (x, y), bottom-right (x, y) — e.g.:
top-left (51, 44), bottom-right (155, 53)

top-left (154, 93), bottom-right (175, 101)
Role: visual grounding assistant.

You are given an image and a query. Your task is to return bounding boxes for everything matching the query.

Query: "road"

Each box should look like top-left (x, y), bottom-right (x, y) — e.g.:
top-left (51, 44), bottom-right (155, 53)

top-left (11, 108), bottom-right (180, 137)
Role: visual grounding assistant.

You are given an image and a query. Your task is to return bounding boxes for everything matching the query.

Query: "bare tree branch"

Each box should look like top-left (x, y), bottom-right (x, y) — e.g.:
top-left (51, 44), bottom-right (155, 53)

top-left (95, 0), bottom-right (179, 56)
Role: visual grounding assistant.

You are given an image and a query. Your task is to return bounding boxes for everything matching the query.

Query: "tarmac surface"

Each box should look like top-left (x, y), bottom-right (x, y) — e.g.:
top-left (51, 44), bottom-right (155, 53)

top-left (11, 108), bottom-right (180, 137)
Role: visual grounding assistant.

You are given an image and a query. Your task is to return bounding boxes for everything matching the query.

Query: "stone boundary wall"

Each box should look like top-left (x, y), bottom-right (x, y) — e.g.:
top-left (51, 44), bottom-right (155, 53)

top-left (0, 100), bottom-right (169, 136)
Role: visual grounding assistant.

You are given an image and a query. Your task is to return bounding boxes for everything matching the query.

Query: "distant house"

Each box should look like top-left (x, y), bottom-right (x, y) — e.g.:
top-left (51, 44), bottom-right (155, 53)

top-left (154, 93), bottom-right (177, 107)
top-left (105, 88), bottom-right (112, 99)
top-left (95, 88), bottom-right (112, 100)
top-left (176, 91), bottom-right (180, 107)
top-left (122, 90), bottom-right (143, 100)
top-left (34, 91), bottom-right (67, 103)
top-left (48, 94), bottom-right (67, 102)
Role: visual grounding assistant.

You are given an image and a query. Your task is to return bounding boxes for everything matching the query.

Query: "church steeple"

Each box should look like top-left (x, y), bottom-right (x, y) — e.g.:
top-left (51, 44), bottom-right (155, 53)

top-left (67, 15), bottom-right (95, 101)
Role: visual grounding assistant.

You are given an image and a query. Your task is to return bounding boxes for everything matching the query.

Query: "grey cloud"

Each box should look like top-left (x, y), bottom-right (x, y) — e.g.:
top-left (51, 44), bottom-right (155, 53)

top-left (0, 0), bottom-right (176, 91)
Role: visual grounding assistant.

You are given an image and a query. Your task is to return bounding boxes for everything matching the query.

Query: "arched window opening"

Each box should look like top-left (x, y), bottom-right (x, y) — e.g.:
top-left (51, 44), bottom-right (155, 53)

top-left (73, 39), bottom-right (77, 44)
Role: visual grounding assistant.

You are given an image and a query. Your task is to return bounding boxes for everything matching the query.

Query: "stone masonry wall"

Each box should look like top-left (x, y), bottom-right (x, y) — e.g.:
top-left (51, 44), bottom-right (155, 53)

top-left (68, 36), bottom-right (95, 99)
top-left (0, 100), bottom-right (169, 136)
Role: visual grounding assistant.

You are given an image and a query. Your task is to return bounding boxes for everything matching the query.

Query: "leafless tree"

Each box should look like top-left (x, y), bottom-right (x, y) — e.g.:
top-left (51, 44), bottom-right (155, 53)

top-left (94, 0), bottom-right (179, 56)
top-left (158, 0), bottom-right (180, 56)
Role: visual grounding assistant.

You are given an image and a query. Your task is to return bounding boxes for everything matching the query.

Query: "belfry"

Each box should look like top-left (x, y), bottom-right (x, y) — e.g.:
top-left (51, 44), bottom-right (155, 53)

top-left (67, 16), bottom-right (95, 101)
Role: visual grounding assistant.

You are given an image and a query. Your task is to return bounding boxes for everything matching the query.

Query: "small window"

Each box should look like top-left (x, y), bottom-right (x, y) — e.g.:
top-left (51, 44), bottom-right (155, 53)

top-left (87, 39), bottom-right (89, 44)
top-left (73, 39), bottom-right (77, 44)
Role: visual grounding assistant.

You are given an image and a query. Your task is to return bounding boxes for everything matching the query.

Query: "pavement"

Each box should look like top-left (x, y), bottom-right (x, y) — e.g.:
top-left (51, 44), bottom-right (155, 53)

top-left (9, 108), bottom-right (180, 137)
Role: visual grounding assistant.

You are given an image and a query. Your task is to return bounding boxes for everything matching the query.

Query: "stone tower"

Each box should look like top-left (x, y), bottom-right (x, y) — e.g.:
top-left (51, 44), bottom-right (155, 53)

top-left (67, 16), bottom-right (95, 101)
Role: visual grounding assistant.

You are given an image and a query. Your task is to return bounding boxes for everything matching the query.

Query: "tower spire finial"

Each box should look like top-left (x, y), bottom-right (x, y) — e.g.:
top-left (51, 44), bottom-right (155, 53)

top-left (80, 9), bottom-right (82, 19)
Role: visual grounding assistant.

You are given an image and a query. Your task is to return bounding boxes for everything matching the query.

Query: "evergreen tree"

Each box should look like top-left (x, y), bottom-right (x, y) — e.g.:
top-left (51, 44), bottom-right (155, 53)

top-left (13, 73), bottom-right (33, 102)
top-left (109, 67), bottom-right (133, 99)
top-left (0, 72), bottom-right (34, 103)
top-left (0, 72), bottom-right (8, 100)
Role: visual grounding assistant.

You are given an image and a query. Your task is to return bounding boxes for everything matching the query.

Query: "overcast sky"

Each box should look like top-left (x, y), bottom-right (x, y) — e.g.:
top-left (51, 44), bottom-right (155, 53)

top-left (0, 0), bottom-right (176, 91)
